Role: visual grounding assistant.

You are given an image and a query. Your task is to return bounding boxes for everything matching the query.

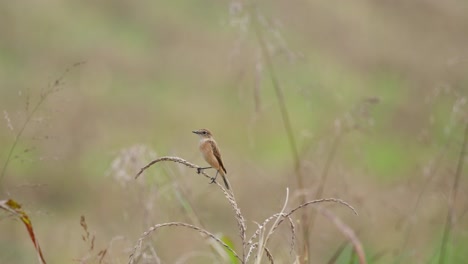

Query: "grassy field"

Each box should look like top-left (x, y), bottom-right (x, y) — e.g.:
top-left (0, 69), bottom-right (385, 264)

top-left (0, 1), bottom-right (467, 263)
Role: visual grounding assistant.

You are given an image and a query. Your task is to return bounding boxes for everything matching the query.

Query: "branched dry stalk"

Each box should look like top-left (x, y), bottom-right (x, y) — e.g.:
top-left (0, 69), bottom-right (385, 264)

top-left (247, 213), bottom-right (296, 255)
top-left (135, 156), bottom-right (246, 247)
top-left (248, 196), bottom-right (358, 263)
top-left (253, 188), bottom-right (290, 264)
top-left (134, 156), bottom-right (247, 262)
top-left (133, 157), bottom-right (359, 264)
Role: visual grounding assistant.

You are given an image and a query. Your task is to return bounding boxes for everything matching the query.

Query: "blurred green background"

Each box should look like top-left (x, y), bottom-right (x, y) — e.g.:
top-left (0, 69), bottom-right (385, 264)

top-left (0, 0), bottom-right (467, 263)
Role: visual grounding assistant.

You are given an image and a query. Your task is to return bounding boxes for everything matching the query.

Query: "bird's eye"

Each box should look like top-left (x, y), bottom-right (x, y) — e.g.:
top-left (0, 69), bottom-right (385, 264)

top-left (202, 131), bottom-right (207, 134)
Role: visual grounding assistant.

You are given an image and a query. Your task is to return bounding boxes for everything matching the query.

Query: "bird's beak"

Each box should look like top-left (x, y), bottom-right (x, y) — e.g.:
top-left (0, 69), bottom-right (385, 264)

top-left (192, 130), bottom-right (199, 134)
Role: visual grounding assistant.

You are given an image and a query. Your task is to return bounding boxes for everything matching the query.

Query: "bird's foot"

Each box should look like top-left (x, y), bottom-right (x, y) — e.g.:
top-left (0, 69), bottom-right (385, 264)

top-left (210, 177), bottom-right (216, 184)
top-left (197, 168), bottom-right (202, 174)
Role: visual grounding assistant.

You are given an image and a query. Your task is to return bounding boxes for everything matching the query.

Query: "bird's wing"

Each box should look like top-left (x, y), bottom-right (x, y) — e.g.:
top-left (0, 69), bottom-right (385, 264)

top-left (210, 140), bottom-right (227, 174)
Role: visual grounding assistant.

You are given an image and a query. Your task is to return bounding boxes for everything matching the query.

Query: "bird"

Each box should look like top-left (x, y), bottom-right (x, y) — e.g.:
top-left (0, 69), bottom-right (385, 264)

top-left (192, 128), bottom-right (230, 190)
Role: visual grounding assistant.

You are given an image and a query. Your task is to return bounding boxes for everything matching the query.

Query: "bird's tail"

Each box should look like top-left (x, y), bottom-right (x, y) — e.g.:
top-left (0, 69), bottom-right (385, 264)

top-left (220, 172), bottom-right (230, 190)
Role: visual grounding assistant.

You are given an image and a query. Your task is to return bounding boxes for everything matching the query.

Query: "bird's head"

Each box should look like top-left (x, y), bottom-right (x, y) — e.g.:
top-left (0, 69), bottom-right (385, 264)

top-left (192, 128), bottom-right (213, 139)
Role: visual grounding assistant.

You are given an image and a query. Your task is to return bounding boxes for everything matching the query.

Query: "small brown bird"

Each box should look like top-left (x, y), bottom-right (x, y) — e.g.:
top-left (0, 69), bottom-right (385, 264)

top-left (192, 128), bottom-right (230, 190)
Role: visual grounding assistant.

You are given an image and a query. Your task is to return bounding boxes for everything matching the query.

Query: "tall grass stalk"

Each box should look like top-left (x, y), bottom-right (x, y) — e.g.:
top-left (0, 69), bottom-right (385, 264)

top-left (438, 121), bottom-right (468, 264)
top-left (394, 134), bottom-right (454, 264)
top-left (308, 132), bottom-right (343, 239)
top-left (249, 4), bottom-right (309, 262)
